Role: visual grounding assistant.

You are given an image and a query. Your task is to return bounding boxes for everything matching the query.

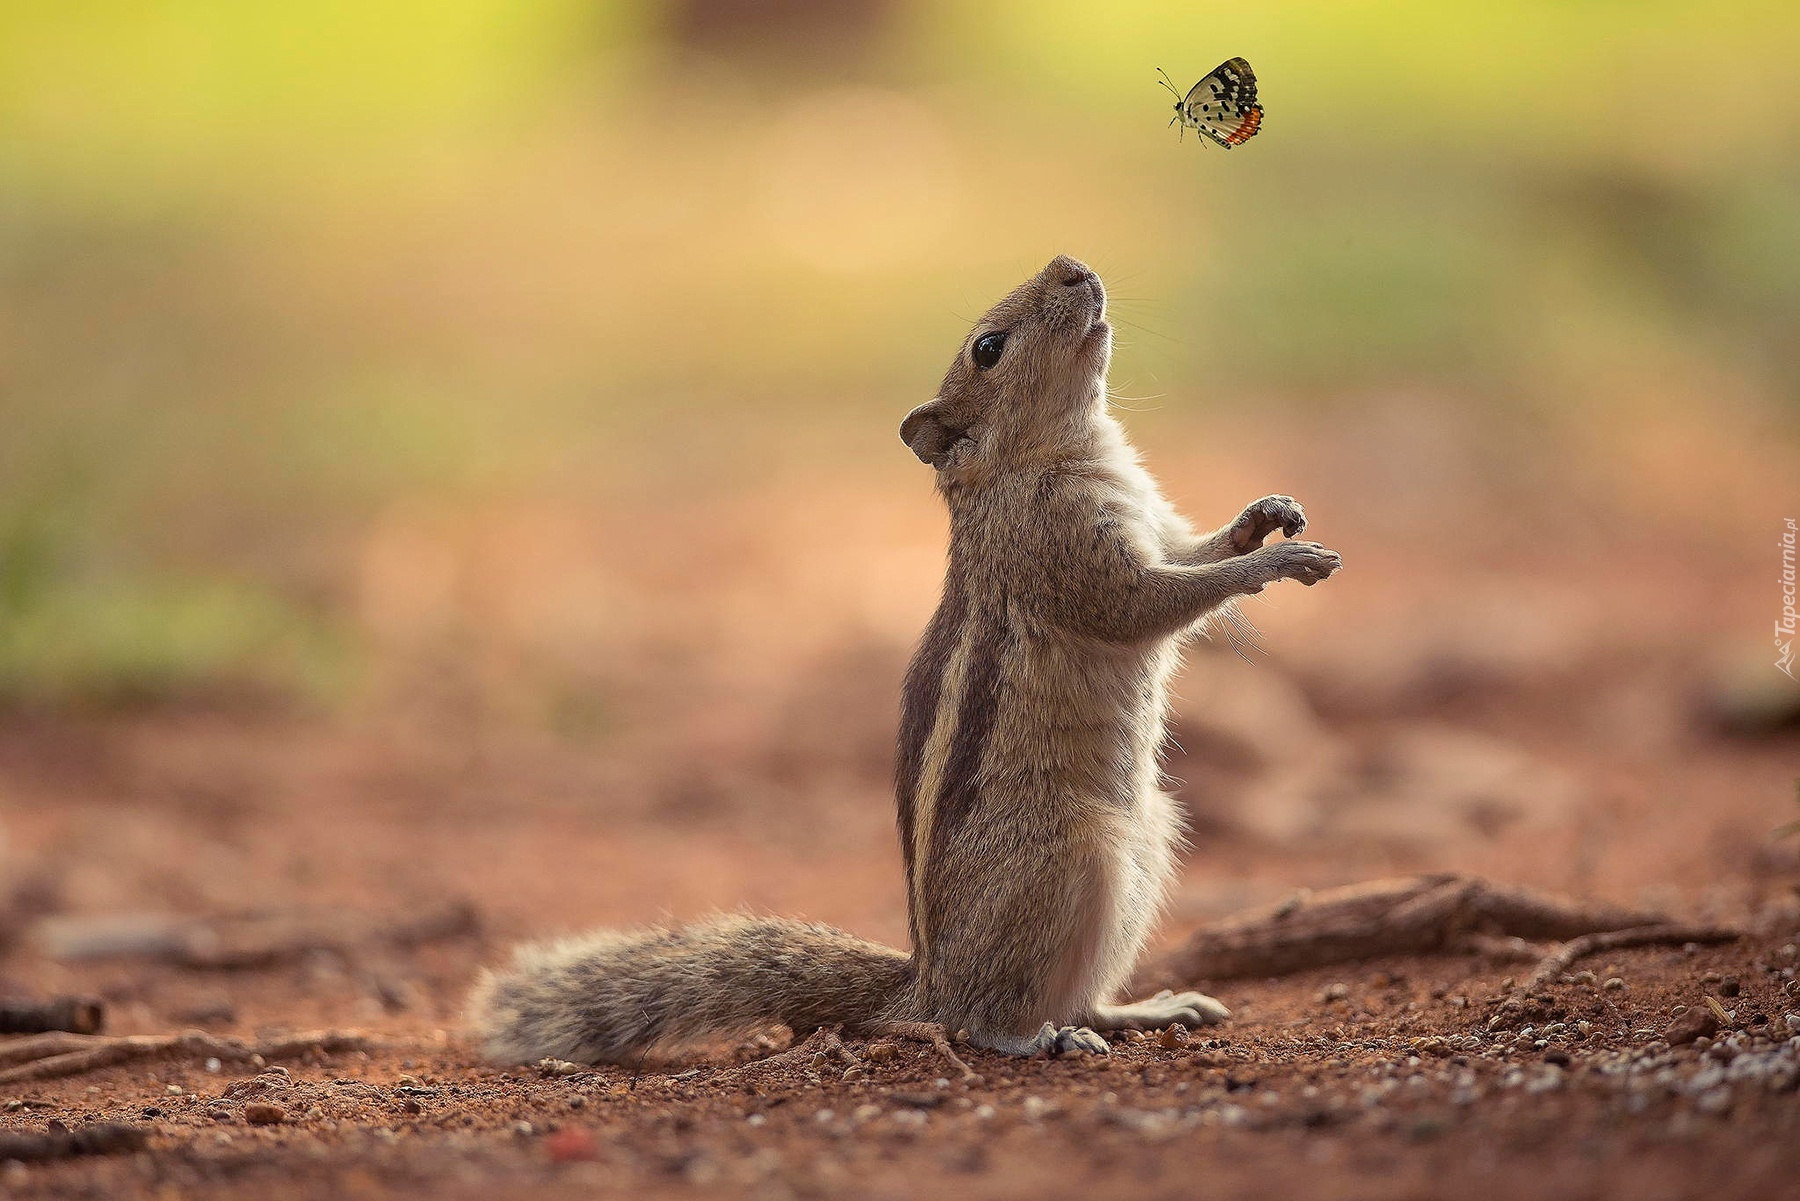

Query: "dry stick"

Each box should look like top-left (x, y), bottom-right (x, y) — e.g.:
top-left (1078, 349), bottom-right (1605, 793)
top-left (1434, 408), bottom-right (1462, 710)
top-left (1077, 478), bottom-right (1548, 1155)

top-left (1454, 932), bottom-right (1542, 963)
top-left (1522, 924), bottom-right (1740, 993)
top-left (712, 1027), bottom-right (850, 1087)
top-left (0, 996), bottom-right (105, 1035)
top-left (0, 1030), bottom-right (379, 1086)
top-left (716, 1021), bottom-right (976, 1087)
top-left (0, 1122), bottom-right (148, 1162)
top-left (1142, 873), bottom-right (1696, 991)
top-left (867, 1021), bottom-right (978, 1082)
top-left (33, 900), bottom-right (479, 969)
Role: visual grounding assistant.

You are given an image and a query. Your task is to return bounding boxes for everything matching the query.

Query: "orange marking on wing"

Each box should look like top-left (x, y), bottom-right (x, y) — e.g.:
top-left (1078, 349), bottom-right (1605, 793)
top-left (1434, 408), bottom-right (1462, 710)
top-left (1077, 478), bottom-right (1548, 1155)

top-left (1226, 107), bottom-right (1262, 145)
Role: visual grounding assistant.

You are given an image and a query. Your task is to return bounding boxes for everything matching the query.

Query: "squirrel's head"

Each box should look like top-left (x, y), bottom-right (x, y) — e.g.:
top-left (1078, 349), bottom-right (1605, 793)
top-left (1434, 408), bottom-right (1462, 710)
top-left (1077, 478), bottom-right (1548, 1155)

top-left (901, 255), bottom-right (1110, 483)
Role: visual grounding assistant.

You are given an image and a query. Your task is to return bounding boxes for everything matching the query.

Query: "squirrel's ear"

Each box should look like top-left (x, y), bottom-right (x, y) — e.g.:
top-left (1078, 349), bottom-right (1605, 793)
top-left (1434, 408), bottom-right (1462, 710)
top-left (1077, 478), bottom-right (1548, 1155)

top-left (900, 399), bottom-right (962, 467)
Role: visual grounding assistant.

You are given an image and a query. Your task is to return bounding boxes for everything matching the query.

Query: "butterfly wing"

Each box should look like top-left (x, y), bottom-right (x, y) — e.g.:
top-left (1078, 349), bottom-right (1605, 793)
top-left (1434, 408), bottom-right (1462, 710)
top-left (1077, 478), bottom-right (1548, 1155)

top-left (1180, 57), bottom-right (1263, 148)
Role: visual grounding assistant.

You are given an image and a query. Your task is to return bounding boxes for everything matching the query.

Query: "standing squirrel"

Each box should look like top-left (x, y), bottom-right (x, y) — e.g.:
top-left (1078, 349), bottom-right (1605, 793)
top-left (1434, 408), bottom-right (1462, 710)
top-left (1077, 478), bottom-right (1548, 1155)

top-left (468, 255), bottom-right (1341, 1063)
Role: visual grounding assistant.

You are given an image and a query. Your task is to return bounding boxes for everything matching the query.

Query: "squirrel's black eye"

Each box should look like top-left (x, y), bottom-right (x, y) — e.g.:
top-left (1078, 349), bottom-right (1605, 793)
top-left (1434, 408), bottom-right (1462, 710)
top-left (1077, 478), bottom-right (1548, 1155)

top-left (972, 331), bottom-right (1007, 370)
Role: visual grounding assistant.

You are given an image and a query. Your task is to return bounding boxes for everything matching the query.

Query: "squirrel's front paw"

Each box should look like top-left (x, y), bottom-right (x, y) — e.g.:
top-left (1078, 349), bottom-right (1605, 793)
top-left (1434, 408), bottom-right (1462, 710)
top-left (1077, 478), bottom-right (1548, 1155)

top-left (1227, 495), bottom-right (1306, 553)
top-left (1247, 539), bottom-right (1341, 590)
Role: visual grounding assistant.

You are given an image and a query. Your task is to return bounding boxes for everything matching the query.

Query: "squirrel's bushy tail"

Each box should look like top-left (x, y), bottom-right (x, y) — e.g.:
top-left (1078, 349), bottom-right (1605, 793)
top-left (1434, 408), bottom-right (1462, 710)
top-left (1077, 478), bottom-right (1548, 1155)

top-left (467, 914), bottom-right (913, 1064)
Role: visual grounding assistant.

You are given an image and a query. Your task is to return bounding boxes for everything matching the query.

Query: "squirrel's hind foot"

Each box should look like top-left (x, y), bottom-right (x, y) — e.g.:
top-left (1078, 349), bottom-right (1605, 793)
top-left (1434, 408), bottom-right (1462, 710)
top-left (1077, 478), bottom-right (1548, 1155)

top-left (1088, 989), bottom-right (1230, 1031)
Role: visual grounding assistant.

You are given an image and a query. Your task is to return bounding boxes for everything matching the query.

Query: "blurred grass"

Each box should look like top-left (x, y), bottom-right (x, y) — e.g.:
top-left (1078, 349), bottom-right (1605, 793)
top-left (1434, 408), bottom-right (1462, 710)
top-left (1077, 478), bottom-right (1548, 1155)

top-left (0, 498), bottom-right (348, 709)
top-left (1, 0), bottom-right (1796, 709)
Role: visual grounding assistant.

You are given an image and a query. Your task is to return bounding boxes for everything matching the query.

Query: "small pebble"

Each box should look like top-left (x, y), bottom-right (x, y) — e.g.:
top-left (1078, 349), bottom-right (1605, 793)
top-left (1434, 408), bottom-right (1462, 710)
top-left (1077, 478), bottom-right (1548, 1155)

top-left (1603, 978), bottom-right (1626, 992)
top-left (1156, 1026), bottom-right (1187, 1050)
top-left (1667, 1006), bottom-right (1721, 1046)
top-left (243, 1102), bottom-right (287, 1126)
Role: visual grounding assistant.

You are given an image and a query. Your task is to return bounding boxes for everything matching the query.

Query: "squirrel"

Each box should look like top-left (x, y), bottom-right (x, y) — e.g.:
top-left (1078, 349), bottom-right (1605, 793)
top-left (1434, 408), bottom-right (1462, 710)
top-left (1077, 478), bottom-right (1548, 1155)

top-left (467, 255), bottom-right (1341, 1064)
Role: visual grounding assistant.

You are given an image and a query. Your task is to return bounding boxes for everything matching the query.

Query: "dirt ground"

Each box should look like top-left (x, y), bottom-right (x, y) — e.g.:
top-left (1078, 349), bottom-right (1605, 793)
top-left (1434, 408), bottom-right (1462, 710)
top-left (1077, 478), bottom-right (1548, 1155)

top-left (0, 433), bottom-right (1797, 1200)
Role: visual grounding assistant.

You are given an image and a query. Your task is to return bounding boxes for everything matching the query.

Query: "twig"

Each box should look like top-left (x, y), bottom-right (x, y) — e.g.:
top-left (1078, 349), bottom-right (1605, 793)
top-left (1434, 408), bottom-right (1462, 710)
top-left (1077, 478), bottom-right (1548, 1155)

top-left (31, 901), bottom-right (479, 969)
top-left (866, 1020), bottom-right (978, 1082)
top-left (711, 1027), bottom-right (851, 1087)
top-left (0, 1030), bottom-right (379, 1085)
top-left (0, 1122), bottom-right (147, 1162)
top-left (1143, 874), bottom-right (1687, 990)
top-left (1521, 924), bottom-right (1740, 993)
top-left (0, 996), bottom-right (104, 1035)
top-left (1452, 932), bottom-right (1542, 963)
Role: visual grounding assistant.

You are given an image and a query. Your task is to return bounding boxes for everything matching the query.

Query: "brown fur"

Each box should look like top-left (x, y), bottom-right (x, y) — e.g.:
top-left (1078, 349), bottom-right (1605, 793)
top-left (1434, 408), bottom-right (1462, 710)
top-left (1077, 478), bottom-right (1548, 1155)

top-left (466, 256), bottom-right (1340, 1063)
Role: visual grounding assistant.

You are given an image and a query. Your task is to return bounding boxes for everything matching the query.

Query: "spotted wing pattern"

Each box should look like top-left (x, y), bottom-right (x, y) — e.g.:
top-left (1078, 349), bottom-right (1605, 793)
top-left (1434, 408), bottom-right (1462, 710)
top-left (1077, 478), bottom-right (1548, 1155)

top-left (1180, 57), bottom-right (1262, 148)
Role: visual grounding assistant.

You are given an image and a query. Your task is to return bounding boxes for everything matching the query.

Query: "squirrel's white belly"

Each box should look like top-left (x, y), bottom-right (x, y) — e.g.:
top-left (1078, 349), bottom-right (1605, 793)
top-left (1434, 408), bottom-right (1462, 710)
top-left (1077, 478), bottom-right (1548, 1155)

top-left (1085, 638), bottom-right (1185, 1006)
top-left (1005, 633), bottom-right (1185, 1013)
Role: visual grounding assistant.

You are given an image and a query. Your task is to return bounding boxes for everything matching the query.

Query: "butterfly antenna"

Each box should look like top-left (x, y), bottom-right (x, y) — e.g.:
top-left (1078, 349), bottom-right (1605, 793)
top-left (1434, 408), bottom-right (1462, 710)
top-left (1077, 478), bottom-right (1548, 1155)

top-left (1155, 67), bottom-right (1182, 100)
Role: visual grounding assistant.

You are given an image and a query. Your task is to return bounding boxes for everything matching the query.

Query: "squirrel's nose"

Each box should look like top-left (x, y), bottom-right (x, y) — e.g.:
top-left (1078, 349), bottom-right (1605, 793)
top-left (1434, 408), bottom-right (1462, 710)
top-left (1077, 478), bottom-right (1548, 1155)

top-left (1047, 255), bottom-right (1096, 289)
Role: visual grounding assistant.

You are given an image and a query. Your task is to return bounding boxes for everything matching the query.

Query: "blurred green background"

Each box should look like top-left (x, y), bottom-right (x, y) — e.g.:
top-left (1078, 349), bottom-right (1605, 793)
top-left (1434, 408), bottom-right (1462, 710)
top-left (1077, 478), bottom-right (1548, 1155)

top-left (2, 0), bottom-right (1797, 709)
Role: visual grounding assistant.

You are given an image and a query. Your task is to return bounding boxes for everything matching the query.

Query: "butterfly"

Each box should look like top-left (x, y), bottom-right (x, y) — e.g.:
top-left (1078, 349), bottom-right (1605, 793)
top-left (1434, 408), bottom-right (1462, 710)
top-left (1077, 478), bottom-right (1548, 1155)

top-left (1158, 58), bottom-right (1263, 148)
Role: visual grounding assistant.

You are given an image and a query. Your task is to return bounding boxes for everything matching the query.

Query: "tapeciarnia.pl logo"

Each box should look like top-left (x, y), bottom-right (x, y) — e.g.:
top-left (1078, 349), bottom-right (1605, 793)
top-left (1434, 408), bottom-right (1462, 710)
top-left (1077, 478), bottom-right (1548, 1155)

top-left (1779, 517), bottom-right (1797, 679)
